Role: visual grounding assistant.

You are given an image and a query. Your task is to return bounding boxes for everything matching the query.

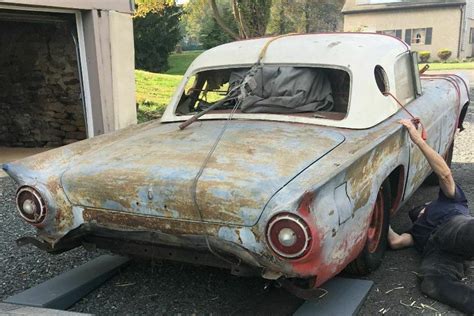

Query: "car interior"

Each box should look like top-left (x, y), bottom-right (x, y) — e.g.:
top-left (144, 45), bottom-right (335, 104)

top-left (175, 66), bottom-right (350, 121)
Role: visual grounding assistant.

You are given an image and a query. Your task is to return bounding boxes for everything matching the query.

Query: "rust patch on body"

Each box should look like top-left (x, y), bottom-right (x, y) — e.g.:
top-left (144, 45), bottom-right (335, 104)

top-left (83, 208), bottom-right (221, 236)
top-left (297, 191), bottom-right (315, 216)
top-left (345, 131), bottom-right (403, 211)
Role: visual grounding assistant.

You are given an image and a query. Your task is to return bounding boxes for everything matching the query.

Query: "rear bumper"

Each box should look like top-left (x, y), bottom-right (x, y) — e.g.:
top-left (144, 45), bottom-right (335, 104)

top-left (18, 223), bottom-right (298, 279)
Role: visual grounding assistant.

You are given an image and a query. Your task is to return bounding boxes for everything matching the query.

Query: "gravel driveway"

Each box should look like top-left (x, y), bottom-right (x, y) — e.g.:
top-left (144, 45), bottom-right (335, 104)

top-left (1, 90), bottom-right (473, 315)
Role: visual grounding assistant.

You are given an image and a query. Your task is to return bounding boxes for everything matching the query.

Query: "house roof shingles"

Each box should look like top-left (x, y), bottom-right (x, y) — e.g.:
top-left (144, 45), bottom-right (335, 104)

top-left (342, 0), bottom-right (466, 14)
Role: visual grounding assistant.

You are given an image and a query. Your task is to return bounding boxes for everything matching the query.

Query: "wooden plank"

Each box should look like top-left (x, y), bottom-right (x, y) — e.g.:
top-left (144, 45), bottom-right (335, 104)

top-left (0, 303), bottom-right (90, 315)
top-left (293, 277), bottom-right (374, 316)
top-left (4, 255), bottom-right (130, 310)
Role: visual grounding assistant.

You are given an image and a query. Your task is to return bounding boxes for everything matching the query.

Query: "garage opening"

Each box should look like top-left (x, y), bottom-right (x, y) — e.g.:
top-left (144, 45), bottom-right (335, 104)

top-left (0, 10), bottom-right (87, 153)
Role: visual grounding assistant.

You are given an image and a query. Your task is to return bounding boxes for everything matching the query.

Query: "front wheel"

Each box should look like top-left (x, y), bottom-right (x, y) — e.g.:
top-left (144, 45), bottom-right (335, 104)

top-left (346, 180), bottom-right (391, 275)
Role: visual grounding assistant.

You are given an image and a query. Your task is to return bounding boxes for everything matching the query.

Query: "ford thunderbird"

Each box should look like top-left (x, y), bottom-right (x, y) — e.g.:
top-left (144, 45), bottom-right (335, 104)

top-left (3, 33), bottom-right (470, 294)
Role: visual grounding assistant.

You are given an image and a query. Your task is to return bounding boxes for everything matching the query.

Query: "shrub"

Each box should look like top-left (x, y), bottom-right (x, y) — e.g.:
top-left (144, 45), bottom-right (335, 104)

top-left (431, 59), bottom-right (440, 63)
top-left (134, 5), bottom-right (183, 72)
top-left (418, 51), bottom-right (430, 63)
top-left (437, 49), bottom-right (452, 62)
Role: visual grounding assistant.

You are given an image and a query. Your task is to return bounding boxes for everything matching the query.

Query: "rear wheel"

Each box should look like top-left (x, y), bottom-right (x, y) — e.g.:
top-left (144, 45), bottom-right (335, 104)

top-left (424, 141), bottom-right (454, 186)
top-left (346, 180), bottom-right (391, 275)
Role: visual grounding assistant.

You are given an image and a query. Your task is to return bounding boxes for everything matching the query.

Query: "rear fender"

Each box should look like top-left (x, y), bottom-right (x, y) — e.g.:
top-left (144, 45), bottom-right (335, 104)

top-left (257, 127), bottom-right (409, 285)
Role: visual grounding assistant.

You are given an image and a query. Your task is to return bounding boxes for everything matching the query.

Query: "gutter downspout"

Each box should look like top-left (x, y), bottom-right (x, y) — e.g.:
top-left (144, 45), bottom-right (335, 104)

top-left (458, 4), bottom-right (466, 58)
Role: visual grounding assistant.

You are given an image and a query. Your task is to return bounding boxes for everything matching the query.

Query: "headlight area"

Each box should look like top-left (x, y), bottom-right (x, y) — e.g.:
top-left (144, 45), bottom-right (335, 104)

top-left (266, 212), bottom-right (312, 259)
top-left (16, 186), bottom-right (48, 225)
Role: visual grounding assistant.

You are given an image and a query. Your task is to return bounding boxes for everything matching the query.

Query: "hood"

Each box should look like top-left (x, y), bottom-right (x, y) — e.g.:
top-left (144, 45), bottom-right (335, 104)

top-left (59, 120), bottom-right (344, 226)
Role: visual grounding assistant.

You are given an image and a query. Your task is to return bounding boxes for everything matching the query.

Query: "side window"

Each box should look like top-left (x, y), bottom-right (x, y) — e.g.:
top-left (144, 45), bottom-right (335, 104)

top-left (394, 54), bottom-right (415, 104)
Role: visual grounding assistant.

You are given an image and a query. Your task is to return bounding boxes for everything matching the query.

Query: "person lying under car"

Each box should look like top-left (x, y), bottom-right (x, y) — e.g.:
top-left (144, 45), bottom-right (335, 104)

top-left (388, 119), bottom-right (474, 314)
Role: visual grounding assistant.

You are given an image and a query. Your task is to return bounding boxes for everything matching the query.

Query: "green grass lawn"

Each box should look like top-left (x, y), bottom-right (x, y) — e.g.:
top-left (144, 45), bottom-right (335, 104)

top-left (135, 70), bottom-right (183, 122)
top-left (165, 50), bottom-right (204, 75)
top-left (135, 50), bottom-right (203, 122)
top-left (423, 62), bottom-right (474, 70)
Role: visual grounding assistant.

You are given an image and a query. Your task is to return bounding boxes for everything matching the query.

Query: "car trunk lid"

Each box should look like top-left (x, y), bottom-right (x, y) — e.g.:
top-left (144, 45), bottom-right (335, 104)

top-left (61, 121), bottom-right (344, 226)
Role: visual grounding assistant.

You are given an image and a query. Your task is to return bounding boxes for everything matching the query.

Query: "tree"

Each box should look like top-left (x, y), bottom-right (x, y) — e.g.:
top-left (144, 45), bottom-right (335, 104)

top-left (199, 5), bottom-right (237, 48)
top-left (181, 0), bottom-right (236, 49)
top-left (267, 0), bottom-right (295, 35)
top-left (209, 0), bottom-right (272, 39)
top-left (134, 1), bottom-right (183, 72)
top-left (267, 0), bottom-right (344, 35)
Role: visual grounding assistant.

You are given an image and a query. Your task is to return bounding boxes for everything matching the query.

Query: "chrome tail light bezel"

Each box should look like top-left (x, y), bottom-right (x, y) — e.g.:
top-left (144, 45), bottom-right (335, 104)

top-left (16, 186), bottom-right (47, 225)
top-left (266, 212), bottom-right (312, 259)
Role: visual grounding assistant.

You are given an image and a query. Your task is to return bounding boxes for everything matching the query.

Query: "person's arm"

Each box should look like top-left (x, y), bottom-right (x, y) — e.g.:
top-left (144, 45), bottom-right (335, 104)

top-left (398, 119), bottom-right (456, 198)
top-left (388, 226), bottom-right (414, 249)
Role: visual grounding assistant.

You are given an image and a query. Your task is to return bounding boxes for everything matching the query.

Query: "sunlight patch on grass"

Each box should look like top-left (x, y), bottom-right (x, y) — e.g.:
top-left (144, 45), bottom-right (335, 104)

top-left (420, 62), bottom-right (474, 70)
top-left (166, 50), bottom-right (204, 75)
top-left (135, 70), bottom-right (183, 122)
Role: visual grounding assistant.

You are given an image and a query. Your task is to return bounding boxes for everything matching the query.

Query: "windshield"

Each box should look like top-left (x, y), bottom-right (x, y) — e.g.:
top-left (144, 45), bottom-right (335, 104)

top-left (176, 66), bottom-right (350, 120)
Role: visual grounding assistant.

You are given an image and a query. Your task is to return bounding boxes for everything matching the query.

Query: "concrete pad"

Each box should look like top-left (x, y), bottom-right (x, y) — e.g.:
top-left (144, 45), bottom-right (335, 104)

top-left (4, 255), bottom-right (130, 310)
top-left (0, 303), bottom-right (90, 315)
top-left (0, 147), bottom-right (50, 177)
top-left (293, 277), bottom-right (373, 316)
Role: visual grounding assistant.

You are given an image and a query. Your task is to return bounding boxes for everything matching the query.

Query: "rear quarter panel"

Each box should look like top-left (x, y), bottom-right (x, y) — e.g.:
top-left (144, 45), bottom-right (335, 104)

top-left (258, 76), bottom-right (466, 284)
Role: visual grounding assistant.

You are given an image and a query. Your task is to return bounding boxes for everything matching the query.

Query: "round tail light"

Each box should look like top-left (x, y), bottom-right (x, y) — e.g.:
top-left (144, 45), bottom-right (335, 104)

top-left (266, 213), bottom-right (312, 259)
top-left (16, 186), bottom-right (47, 225)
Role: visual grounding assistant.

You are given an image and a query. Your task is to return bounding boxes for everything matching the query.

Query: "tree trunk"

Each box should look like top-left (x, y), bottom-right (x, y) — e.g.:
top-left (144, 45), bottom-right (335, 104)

top-left (232, 0), bottom-right (248, 38)
top-left (304, 0), bottom-right (310, 33)
top-left (208, 0), bottom-right (241, 40)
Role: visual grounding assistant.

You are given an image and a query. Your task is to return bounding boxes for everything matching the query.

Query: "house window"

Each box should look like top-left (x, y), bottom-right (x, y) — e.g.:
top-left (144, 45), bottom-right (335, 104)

top-left (405, 28), bottom-right (433, 45)
top-left (377, 29), bottom-right (402, 39)
top-left (470, 28), bottom-right (474, 44)
top-left (413, 29), bottom-right (425, 44)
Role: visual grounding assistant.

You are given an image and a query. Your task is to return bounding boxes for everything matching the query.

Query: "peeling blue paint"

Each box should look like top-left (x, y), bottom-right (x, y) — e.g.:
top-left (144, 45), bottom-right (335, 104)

top-left (239, 227), bottom-right (263, 253)
top-left (218, 227), bottom-right (239, 243)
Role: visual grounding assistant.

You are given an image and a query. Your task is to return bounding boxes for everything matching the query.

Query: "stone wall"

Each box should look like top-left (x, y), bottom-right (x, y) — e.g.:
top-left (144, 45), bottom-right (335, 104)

top-left (0, 20), bottom-right (86, 147)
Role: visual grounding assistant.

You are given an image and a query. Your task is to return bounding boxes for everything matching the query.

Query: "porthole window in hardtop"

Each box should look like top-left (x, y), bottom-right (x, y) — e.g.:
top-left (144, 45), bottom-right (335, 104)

top-left (175, 66), bottom-right (350, 121)
top-left (374, 65), bottom-right (389, 94)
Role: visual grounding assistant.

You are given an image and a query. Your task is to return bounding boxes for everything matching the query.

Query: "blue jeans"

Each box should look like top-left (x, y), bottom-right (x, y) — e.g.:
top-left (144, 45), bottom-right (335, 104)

top-left (419, 215), bottom-right (474, 314)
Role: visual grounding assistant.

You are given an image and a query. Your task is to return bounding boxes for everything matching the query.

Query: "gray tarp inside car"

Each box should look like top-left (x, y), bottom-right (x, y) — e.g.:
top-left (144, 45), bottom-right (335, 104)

top-left (230, 66), bottom-right (334, 113)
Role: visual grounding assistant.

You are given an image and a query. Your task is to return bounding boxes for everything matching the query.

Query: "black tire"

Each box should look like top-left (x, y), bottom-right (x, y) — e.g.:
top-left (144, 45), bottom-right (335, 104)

top-left (424, 142), bottom-right (454, 186)
top-left (345, 180), bottom-right (391, 275)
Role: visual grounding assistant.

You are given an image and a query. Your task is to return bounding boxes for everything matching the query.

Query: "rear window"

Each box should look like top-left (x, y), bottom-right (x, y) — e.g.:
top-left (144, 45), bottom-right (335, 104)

top-left (394, 54), bottom-right (415, 105)
top-left (176, 66), bottom-right (350, 121)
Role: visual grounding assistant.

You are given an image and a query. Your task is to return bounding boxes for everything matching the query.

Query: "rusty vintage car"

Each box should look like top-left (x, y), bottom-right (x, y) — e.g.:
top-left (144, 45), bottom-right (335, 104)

top-left (3, 33), bottom-right (470, 294)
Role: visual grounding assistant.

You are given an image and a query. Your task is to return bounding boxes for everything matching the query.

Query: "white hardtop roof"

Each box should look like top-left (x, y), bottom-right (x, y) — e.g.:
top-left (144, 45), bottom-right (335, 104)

top-left (162, 33), bottom-right (413, 129)
top-left (188, 33), bottom-right (409, 71)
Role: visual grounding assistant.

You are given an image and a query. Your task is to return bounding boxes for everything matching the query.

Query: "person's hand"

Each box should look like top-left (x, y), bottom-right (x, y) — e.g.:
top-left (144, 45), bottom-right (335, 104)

top-left (398, 119), bottom-right (424, 145)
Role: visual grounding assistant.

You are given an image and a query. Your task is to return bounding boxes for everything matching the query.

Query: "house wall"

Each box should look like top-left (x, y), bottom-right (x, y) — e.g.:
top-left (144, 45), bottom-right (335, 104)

top-left (0, 20), bottom-right (86, 147)
top-left (344, 6), bottom-right (465, 60)
top-left (80, 9), bottom-right (137, 135)
top-left (0, 0), bottom-right (133, 14)
top-left (461, 0), bottom-right (474, 57)
top-left (465, 18), bottom-right (474, 57)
